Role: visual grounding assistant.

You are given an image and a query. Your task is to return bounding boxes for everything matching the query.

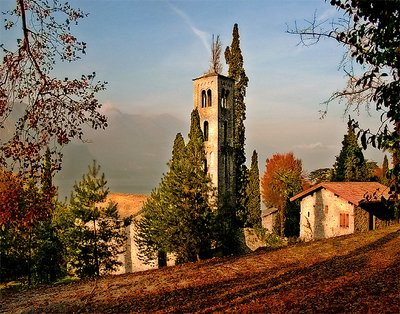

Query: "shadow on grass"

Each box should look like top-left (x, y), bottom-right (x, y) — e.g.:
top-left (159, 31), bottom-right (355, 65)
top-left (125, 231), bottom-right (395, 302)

top-left (13, 228), bottom-right (400, 313)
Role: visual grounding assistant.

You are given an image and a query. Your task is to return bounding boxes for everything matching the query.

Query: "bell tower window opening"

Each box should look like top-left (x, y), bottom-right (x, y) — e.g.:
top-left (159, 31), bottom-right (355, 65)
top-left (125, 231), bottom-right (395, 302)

top-left (221, 89), bottom-right (229, 108)
top-left (223, 121), bottom-right (228, 144)
top-left (203, 121), bottom-right (209, 141)
top-left (201, 90), bottom-right (207, 108)
top-left (204, 158), bottom-right (208, 174)
top-left (207, 89), bottom-right (212, 107)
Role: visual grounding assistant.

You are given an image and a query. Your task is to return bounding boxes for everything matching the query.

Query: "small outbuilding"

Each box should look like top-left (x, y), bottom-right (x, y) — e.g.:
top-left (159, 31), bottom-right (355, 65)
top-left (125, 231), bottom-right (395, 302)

top-left (290, 182), bottom-right (395, 241)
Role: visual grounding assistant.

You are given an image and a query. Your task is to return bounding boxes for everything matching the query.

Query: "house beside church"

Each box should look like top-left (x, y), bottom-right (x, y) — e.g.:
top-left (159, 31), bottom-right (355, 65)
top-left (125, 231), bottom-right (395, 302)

top-left (290, 182), bottom-right (396, 241)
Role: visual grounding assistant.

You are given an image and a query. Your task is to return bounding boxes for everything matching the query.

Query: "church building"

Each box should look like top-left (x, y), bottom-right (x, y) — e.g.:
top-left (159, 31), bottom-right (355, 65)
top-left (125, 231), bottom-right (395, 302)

top-left (193, 73), bottom-right (236, 207)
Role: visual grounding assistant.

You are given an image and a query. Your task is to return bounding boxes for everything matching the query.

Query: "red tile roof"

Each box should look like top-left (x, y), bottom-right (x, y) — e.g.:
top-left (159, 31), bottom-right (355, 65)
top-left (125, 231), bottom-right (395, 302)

top-left (290, 182), bottom-right (390, 205)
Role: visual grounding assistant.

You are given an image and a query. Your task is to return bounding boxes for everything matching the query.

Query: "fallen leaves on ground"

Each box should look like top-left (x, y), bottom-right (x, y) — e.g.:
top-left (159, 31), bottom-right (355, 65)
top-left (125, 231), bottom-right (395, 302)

top-left (2, 224), bottom-right (399, 313)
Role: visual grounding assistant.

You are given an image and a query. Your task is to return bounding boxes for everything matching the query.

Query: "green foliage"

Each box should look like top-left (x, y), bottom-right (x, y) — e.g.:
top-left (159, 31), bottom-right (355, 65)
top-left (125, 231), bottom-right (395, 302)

top-left (225, 23), bottom-right (249, 223)
top-left (309, 168), bottom-right (333, 184)
top-left (332, 121), bottom-right (370, 182)
top-left (245, 150), bottom-right (262, 228)
top-left (284, 200), bottom-right (300, 238)
top-left (0, 152), bottom-right (64, 284)
top-left (136, 111), bottom-right (215, 265)
top-left (290, 0), bottom-right (400, 217)
top-left (65, 161), bottom-right (130, 278)
top-left (380, 155), bottom-right (390, 185)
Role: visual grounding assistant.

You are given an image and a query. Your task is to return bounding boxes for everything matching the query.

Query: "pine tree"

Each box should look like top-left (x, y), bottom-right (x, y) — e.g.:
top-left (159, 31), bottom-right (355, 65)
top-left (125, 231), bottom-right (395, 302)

top-left (136, 110), bottom-right (215, 265)
top-left (66, 161), bottom-right (130, 278)
top-left (225, 23), bottom-right (249, 225)
top-left (246, 150), bottom-right (262, 229)
top-left (332, 120), bottom-right (370, 182)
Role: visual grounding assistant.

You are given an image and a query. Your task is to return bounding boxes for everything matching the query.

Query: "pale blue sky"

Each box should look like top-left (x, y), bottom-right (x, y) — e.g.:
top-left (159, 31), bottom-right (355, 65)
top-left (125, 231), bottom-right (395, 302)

top-left (1, 0), bottom-right (384, 186)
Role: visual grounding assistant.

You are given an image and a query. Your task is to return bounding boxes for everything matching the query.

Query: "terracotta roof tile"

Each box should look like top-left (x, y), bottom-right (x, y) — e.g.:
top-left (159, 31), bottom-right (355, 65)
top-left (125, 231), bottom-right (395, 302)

top-left (290, 182), bottom-right (390, 205)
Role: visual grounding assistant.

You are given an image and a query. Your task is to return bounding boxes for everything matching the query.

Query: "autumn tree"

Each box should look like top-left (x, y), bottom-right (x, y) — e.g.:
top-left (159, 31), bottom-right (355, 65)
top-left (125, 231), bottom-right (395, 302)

top-left (245, 150), bottom-right (262, 229)
top-left (261, 153), bottom-right (304, 237)
top-left (0, 154), bottom-right (63, 284)
top-left (136, 110), bottom-right (215, 265)
top-left (0, 0), bottom-right (107, 178)
top-left (332, 121), bottom-right (370, 182)
top-left (65, 161), bottom-right (130, 278)
top-left (288, 0), bottom-right (400, 216)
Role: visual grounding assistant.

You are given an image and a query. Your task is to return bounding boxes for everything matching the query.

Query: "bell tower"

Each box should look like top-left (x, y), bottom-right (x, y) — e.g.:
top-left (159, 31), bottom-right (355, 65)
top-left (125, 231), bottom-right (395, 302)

top-left (193, 73), bottom-right (236, 207)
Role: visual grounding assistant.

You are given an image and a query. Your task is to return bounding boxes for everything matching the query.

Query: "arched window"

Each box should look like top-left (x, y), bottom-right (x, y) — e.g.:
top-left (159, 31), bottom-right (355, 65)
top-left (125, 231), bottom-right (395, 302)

top-left (203, 121), bottom-right (209, 141)
top-left (221, 89), bottom-right (230, 108)
top-left (201, 90), bottom-right (206, 108)
top-left (223, 121), bottom-right (228, 144)
top-left (204, 158), bottom-right (208, 174)
top-left (207, 89), bottom-right (212, 107)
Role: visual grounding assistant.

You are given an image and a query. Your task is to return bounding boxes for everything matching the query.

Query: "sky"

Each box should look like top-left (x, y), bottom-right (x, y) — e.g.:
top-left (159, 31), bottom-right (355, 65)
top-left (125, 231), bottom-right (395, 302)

top-left (1, 0), bottom-right (386, 193)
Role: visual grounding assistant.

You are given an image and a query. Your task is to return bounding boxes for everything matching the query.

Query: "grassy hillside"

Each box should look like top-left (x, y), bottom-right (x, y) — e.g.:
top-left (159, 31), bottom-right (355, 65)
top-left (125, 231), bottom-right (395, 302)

top-left (2, 224), bottom-right (399, 313)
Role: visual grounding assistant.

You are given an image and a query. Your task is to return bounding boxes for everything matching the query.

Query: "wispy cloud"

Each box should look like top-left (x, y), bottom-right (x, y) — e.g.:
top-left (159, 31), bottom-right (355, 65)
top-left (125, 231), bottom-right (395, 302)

top-left (167, 2), bottom-right (210, 52)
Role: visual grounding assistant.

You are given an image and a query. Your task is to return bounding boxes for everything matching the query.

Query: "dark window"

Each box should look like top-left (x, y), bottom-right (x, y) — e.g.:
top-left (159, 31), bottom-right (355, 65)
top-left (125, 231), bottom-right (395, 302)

top-left (204, 158), bottom-right (208, 173)
top-left (224, 121), bottom-right (228, 143)
top-left (207, 89), bottom-right (212, 107)
top-left (204, 121), bottom-right (209, 141)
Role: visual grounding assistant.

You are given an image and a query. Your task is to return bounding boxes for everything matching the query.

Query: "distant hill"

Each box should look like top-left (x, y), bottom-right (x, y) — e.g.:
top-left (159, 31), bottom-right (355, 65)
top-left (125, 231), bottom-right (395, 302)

top-left (104, 193), bottom-right (148, 218)
top-left (3, 224), bottom-right (399, 313)
top-left (55, 110), bottom-right (187, 199)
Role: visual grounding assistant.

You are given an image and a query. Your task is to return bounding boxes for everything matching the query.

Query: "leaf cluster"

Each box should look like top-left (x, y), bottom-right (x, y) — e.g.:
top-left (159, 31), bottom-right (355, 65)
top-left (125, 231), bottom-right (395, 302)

top-left (0, 0), bottom-right (107, 179)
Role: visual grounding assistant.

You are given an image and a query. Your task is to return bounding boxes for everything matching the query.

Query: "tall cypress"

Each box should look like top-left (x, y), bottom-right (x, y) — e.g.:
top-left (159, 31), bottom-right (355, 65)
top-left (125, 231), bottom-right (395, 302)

top-left (381, 155), bottom-right (390, 185)
top-left (246, 150), bottom-right (262, 228)
top-left (225, 24), bottom-right (249, 224)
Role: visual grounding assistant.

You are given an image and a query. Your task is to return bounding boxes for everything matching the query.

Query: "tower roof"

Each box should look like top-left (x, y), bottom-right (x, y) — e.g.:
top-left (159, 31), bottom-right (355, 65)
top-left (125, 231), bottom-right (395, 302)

top-left (192, 72), bottom-right (234, 82)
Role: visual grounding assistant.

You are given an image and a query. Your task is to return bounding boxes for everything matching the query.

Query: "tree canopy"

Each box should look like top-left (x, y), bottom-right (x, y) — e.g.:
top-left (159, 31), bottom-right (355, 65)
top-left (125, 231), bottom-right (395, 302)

top-left (261, 152), bottom-right (306, 236)
top-left (135, 110), bottom-right (215, 265)
top-left (288, 0), bottom-right (400, 215)
top-left (0, 0), bottom-right (107, 178)
top-left (332, 120), bottom-right (370, 182)
top-left (225, 23), bottom-right (249, 225)
top-left (65, 161), bottom-right (130, 278)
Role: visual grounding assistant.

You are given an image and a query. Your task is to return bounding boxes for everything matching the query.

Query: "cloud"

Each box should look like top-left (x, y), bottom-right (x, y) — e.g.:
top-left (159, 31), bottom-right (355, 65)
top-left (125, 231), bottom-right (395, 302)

top-left (293, 142), bottom-right (324, 150)
top-left (167, 2), bottom-right (210, 52)
top-left (99, 102), bottom-right (122, 115)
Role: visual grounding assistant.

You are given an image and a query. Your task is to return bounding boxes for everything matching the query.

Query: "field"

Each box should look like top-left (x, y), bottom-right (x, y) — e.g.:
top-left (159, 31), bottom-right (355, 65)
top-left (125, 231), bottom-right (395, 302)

top-left (2, 224), bottom-right (399, 313)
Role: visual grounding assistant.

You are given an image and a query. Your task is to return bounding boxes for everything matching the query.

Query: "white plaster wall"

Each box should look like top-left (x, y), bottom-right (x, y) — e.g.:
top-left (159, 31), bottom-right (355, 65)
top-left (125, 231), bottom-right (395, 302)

top-left (300, 188), bottom-right (355, 241)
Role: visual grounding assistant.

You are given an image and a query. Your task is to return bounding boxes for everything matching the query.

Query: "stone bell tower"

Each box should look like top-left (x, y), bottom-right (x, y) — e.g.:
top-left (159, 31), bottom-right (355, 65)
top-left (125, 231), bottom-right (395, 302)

top-left (193, 73), bottom-right (236, 207)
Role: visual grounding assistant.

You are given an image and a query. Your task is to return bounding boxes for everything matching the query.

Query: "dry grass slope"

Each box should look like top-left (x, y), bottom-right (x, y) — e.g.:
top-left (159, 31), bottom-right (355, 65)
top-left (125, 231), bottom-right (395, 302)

top-left (2, 224), bottom-right (399, 313)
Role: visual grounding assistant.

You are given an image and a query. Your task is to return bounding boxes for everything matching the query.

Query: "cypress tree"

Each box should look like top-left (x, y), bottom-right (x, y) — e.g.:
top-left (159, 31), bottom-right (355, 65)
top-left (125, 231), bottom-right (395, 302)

top-left (332, 120), bottom-right (370, 182)
top-left (246, 150), bottom-right (262, 228)
top-left (225, 23), bottom-right (249, 225)
top-left (136, 110), bottom-right (215, 265)
top-left (381, 155), bottom-right (390, 185)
